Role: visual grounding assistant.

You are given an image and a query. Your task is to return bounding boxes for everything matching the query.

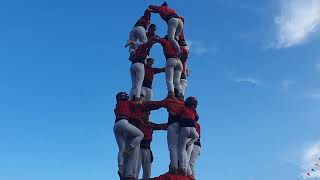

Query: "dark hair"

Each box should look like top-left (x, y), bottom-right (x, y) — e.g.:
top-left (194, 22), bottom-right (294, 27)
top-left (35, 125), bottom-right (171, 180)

top-left (148, 24), bottom-right (157, 30)
top-left (162, 2), bottom-right (168, 6)
top-left (147, 58), bottom-right (154, 62)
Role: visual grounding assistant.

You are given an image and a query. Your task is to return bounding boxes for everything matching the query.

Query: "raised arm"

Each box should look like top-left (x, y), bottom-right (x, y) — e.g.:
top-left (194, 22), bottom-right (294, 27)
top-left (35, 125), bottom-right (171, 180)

top-left (153, 67), bottom-right (165, 74)
top-left (148, 5), bottom-right (161, 13)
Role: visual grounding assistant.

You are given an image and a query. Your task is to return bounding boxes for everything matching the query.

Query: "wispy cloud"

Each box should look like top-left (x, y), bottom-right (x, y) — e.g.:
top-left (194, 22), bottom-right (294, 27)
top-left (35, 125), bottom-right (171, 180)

top-left (273, 0), bottom-right (320, 48)
top-left (281, 80), bottom-right (296, 90)
top-left (299, 141), bottom-right (320, 179)
top-left (232, 77), bottom-right (262, 86)
top-left (315, 62), bottom-right (320, 71)
top-left (305, 90), bottom-right (320, 101)
top-left (188, 40), bottom-right (219, 56)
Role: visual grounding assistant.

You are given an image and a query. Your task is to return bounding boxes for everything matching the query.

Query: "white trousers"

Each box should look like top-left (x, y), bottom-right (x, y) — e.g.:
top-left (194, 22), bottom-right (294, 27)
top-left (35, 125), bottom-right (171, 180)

top-left (178, 127), bottom-right (199, 172)
top-left (141, 86), bottom-right (153, 101)
top-left (136, 148), bottom-right (152, 179)
top-left (188, 145), bottom-right (201, 177)
top-left (165, 58), bottom-right (182, 93)
top-left (167, 122), bottom-right (180, 169)
top-left (113, 119), bottom-right (144, 177)
top-left (130, 62), bottom-right (145, 99)
top-left (129, 26), bottom-right (148, 53)
top-left (180, 79), bottom-right (188, 95)
top-left (167, 18), bottom-right (183, 51)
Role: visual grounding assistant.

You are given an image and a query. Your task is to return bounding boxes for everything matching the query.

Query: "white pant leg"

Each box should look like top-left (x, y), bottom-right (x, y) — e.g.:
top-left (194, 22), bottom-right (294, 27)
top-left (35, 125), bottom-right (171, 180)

top-left (165, 58), bottom-right (177, 93)
top-left (113, 120), bottom-right (127, 175)
top-left (129, 26), bottom-right (148, 53)
top-left (178, 127), bottom-right (199, 172)
top-left (186, 143), bottom-right (194, 175)
top-left (141, 86), bottom-right (153, 101)
top-left (125, 143), bottom-right (141, 178)
top-left (130, 63), bottom-right (145, 99)
top-left (124, 122), bottom-right (144, 149)
top-left (136, 151), bottom-right (142, 180)
top-left (130, 66), bottom-right (136, 100)
top-left (173, 60), bottom-right (183, 93)
top-left (189, 145), bottom-right (201, 177)
top-left (141, 148), bottom-right (152, 179)
top-left (167, 122), bottom-right (180, 169)
top-left (167, 18), bottom-right (184, 51)
top-left (180, 79), bottom-right (188, 95)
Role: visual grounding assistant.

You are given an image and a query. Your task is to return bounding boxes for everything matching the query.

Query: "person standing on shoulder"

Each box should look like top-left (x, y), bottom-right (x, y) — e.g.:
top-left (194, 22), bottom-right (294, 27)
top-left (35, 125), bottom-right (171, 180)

top-left (154, 35), bottom-right (183, 98)
top-left (129, 36), bottom-right (157, 101)
top-left (126, 8), bottom-right (152, 58)
top-left (149, 2), bottom-right (183, 55)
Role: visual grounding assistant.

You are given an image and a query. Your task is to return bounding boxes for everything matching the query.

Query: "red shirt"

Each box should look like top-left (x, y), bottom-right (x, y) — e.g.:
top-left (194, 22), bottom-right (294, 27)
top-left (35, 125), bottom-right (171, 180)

top-left (133, 41), bottom-right (155, 63)
top-left (149, 5), bottom-right (178, 22)
top-left (114, 101), bottom-right (136, 121)
top-left (129, 101), bottom-right (166, 124)
top-left (163, 99), bottom-right (197, 121)
top-left (178, 30), bottom-right (187, 47)
top-left (143, 65), bottom-right (164, 89)
top-left (158, 38), bottom-right (179, 59)
top-left (134, 9), bottom-right (152, 30)
top-left (140, 122), bottom-right (167, 141)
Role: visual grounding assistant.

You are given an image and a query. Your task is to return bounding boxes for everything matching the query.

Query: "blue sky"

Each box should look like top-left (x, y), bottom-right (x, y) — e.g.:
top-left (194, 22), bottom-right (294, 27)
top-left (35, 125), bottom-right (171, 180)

top-left (1, 0), bottom-right (320, 179)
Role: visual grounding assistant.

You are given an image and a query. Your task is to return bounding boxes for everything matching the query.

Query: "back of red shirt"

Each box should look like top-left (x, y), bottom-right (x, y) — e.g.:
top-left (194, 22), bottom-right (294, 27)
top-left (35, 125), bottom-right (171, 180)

top-left (114, 101), bottom-right (135, 121)
top-left (133, 41), bottom-right (154, 62)
top-left (149, 5), bottom-right (177, 22)
top-left (158, 38), bottom-right (178, 59)
top-left (134, 9), bottom-right (151, 29)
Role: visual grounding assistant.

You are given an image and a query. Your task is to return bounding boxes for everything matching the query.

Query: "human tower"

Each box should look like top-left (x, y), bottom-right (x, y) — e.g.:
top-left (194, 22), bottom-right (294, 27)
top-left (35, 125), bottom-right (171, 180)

top-left (113, 2), bottom-right (202, 180)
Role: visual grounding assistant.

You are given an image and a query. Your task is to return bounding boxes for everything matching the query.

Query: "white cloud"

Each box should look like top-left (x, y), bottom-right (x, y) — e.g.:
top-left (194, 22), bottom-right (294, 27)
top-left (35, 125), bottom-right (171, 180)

top-left (273, 0), bottom-right (320, 48)
top-left (299, 141), bottom-right (320, 179)
top-left (188, 40), bottom-right (219, 56)
top-left (315, 62), bottom-right (320, 71)
top-left (305, 90), bottom-right (320, 101)
top-left (281, 80), bottom-right (296, 90)
top-left (232, 77), bottom-right (262, 86)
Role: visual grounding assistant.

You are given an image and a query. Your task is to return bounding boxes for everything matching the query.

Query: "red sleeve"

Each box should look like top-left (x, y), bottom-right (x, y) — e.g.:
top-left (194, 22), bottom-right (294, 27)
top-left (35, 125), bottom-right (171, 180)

top-left (149, 5), bottom-right (161, 13)
top-left (143, 9), bottom-right (151, 20)
top-left (143, 101), bottom-right (166, 111)
top-left (157, 38), bottom-right (166, 46)
top-left (163, 99), bottom-right (183, 114)
top-left (153, 68), bottom-right (165, 74)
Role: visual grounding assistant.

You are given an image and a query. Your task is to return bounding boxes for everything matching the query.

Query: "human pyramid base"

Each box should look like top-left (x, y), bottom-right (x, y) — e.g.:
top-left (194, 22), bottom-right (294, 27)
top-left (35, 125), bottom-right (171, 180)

top-left (113, 2), bottom-right (201, 180)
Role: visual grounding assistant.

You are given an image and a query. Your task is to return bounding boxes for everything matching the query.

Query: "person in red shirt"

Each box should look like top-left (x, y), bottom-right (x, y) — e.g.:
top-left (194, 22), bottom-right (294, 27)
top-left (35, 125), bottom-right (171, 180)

top-left (129, 24), bottom-right (159, 101)
top-left (141, 58), bottom-right (165, 101)
top-left (113, 92), bottom-right (144, 179)
top-left (161, 96), bottom-right (199, 175)
top-left (126, 8), bottom-right (152, 56)
top-left (114, 93), bottom-right (167, 180)
top-left (149, 2), bottom-right (183, 55)
top-left (136, 115), bottom-right (168, 179)
top-left (129, 36), bottom-right (157, 101)
top-left (154, 35), bottom-right (183, 98)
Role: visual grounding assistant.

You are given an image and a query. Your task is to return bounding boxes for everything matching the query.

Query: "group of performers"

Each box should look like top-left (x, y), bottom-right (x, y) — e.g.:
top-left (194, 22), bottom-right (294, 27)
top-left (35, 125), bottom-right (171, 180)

top-left (114, 2), bottom-right (202, 180)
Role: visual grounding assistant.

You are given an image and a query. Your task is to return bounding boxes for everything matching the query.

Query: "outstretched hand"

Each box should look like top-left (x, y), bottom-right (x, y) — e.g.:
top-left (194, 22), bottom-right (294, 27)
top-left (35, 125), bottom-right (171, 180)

top-left (125, 40), bottom-right (135, 48)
